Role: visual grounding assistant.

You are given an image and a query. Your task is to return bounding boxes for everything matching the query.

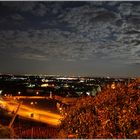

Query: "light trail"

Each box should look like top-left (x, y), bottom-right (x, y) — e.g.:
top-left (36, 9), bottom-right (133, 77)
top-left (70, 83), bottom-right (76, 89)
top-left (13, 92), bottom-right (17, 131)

top-left (0, 98), bottom-right (63, 126)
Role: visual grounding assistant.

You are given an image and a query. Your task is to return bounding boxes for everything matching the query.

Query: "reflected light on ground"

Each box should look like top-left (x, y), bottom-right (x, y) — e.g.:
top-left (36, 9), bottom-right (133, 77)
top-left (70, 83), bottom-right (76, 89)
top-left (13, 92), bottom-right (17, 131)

top-left (0, 98), bottom-right (63, 126)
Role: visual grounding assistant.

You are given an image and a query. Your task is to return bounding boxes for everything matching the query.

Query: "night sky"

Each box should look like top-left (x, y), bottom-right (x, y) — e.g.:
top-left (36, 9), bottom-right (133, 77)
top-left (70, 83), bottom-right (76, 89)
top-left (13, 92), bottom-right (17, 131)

top-left (0, 1), bottom-right (140, 77)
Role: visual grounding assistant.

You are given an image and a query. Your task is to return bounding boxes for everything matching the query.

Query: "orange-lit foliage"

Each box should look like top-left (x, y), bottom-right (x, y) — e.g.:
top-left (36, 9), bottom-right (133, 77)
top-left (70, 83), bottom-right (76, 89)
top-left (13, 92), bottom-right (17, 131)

top-left (58, 81), bottom-right (140, 138)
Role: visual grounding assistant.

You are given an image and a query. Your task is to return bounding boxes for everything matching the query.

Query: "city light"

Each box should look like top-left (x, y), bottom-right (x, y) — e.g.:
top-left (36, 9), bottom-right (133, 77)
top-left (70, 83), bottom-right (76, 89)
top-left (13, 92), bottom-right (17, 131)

top-left (0, 90), bottom-right (2, 94)
top-left (30, 102), bottom-right (34, 105)
top-left (111, 83), bottom-right (116, 89)
top-left (86, 92), bottom-right (90, 95)
top-left (41, 83), bottom-right (48, 87)
top-left (0, 73), bottom-right (138, 139)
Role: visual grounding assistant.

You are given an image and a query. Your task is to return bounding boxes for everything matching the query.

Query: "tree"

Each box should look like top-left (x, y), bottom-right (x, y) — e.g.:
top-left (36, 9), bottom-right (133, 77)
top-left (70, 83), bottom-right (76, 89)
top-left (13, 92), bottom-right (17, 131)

top-left (0, 125), bottom-right (16, 138)
top-left (58, 81), bottom-right (140, 138)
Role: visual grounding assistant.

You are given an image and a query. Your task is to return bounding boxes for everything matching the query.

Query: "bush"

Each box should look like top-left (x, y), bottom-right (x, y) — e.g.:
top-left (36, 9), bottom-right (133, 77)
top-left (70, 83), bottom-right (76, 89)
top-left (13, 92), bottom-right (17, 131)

top-left (58, 81), bottom-right (140, 138)
top-left (0, 125), bottom-right (16, 138)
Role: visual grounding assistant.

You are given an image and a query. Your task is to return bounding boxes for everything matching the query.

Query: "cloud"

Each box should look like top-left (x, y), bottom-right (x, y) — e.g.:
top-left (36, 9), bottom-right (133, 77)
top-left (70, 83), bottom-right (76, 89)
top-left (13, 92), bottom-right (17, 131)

top-left (11, 14), bottom-right (24, 20)
top-left (118, 2), bottom-right (133, 17)
top-left (20, 53), bottom-right (47, 61)
top-left (56, 1), bottom-right (140, 64)
top-left (1, 1), bottom-right (47, 17)
top-left (0, 29), bottom-right (96, 61)
top-left (0, 1), bottom-right (140, 65)
top-left (31, 3), bottom-right (47, 17)
top-left (1, 1), bottom-right (36, 12)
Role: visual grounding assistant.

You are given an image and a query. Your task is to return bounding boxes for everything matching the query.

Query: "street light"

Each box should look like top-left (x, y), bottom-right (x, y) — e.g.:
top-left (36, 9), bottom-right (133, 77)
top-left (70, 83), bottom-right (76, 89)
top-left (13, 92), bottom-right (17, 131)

top-left (30, 102), bottom-right (37, 118)
top-left (30, 102), bottom-right (34, 105)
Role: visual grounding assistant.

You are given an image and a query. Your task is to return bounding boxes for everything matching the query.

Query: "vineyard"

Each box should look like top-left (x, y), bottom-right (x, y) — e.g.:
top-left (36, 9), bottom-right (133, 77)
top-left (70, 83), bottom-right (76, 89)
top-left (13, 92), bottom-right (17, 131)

top-left (14, 126), bottom-right (58, 139)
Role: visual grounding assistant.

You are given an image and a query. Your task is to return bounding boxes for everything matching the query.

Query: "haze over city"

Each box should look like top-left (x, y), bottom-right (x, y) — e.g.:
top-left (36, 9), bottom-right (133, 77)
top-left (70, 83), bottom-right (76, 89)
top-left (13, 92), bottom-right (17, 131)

top-left (0, 1), bottom-right (140, 77)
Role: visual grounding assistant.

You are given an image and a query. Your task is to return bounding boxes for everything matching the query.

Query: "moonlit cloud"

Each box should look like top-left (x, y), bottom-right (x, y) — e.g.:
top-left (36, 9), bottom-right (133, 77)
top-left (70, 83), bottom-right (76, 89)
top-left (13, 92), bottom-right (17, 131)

top-left (0, 1), bottom-right (140, 76)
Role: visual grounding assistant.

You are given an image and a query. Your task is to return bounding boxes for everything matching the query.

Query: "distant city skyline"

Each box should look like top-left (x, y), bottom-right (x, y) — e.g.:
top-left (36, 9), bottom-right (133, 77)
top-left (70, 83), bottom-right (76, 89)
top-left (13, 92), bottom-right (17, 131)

top-left (0, 1), bottom-right (140, 77)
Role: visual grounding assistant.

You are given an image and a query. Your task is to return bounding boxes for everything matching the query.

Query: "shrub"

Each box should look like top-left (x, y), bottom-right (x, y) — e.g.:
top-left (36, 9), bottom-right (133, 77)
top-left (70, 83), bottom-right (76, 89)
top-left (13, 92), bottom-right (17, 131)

top-left (0, 125), bottom-right (15, 138)
top-left (58, 81), bottom-right (140, 138)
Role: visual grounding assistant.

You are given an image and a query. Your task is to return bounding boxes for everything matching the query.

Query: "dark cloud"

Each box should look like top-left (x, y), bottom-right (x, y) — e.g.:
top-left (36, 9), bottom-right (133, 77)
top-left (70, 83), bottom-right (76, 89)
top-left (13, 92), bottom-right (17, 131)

top-left (0, 1), bottom-right (140, 76)
top-left (1, 1), bottom-right (37, 13)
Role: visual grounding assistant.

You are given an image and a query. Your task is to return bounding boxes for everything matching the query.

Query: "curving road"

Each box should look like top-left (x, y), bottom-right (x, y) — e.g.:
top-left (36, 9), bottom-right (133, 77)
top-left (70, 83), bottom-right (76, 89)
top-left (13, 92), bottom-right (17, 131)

top-left (0, 97), bottom-right (63, 126)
